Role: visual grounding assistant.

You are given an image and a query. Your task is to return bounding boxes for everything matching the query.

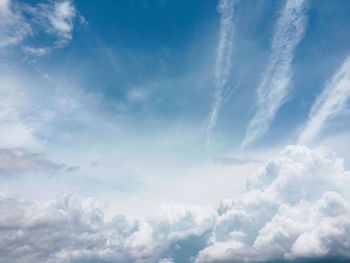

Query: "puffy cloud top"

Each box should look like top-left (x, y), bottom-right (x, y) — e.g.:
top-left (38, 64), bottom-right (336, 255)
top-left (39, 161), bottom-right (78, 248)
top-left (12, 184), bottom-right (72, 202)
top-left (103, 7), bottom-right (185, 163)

top-left (0, 145), bottom-right (349, 263)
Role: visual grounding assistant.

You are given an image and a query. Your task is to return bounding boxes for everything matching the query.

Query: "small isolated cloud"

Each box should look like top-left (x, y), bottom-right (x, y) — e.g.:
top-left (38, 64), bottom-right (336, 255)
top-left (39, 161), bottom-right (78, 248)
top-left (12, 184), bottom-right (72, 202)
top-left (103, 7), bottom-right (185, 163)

top-left (0, 145), bottom-right (349, 262)
top-left (0, 148), bottom-right (65, 177)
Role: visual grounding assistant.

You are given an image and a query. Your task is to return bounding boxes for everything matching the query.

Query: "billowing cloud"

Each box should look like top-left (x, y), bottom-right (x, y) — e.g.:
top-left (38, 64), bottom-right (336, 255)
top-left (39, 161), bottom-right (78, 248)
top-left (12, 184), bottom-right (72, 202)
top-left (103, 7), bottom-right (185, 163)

top-left (0, 195), bottom-right (215, 263)
top-left (242, 0), bottom-right (309, 148)
top-left (0, 145), bottom-right (349, 262)
top-left (298, 55), bottom-right (350, 144)
top-left (196, 145), bottom-right (350, 262)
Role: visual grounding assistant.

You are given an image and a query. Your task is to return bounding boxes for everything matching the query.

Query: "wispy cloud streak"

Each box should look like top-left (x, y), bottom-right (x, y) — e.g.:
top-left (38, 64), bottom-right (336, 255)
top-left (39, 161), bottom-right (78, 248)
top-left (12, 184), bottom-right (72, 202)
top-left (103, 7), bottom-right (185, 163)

top-left (298, 55), bottom-right (350, 144)
top-left (207, 0), bottom-right (238, 145)
top-left (241, 0), bottom-right (308, 148)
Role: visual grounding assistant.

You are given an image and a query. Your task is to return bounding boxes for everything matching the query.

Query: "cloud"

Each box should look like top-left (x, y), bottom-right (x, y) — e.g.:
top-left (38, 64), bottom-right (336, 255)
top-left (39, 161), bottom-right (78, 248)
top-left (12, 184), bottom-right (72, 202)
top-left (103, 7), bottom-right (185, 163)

top-left (298, 55), bottom-right (350, 144)
top-left (23, 46), bottom-right (51, 56)
top-left (0, 148), bottom-right (65, 177)
top-left (207, 0), bottom-right (239, 145)
top-left (35, 0), bottom-right (78, 47)
top-left (242, 0), bottom-right (309, 148)
top-left (0, 145), bottom-right (349, 262)
top-left (0, 0), bottom-right (32, 48)
top-left (0, 0), bottom-right (83, 51)
top-left (196, 145), bottom-right (350, 262)
top-left (0, 195), bottom-right (215, 263)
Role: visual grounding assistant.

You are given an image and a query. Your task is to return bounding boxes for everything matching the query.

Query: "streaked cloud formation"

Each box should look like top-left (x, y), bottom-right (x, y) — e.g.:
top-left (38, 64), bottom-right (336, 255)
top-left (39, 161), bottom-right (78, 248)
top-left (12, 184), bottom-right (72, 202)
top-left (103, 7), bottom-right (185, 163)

top-left (0, 145), bottom-right (349, 263)
top-left (242, 0), bottom-right (309, 148)
top-left (0, 0), bottom-right (31, 47)
top-left (207, 0), bottom-right (238, 145)
top-left (0, 0), bottom-right (82, 51)
top-left (299, 55), bottom-right (350, 144)
top-left (1, 1), bottom-right (350, 262)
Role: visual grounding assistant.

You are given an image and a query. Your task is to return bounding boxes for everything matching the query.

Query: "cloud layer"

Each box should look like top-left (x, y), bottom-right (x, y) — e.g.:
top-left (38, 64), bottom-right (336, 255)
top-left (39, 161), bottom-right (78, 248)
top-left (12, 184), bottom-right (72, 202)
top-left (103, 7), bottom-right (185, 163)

top-left (1, 145), bottom-right (349, 263)
top-left (242, 0), bottom-right (309, 148)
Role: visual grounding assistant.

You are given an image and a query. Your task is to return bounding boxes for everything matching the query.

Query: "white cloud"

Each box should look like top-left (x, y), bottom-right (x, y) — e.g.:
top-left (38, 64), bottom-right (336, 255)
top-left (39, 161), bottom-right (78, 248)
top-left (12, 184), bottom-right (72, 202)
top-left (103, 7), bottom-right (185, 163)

top-left (0, 145), bottom-right (350, 262)
top-left (242, 0), bottom-right (309, 148)
top-left (38, 0), bottom-right (77, 46)
top-left (0, 0), bottom-right (32, 48)
top-left (0, 0), bottom-right (83, 51)
top-left (196, 145), bottom-right (350, 262)
top-left (0, 195), bottom-right (215, 263)
top-left (207, 0), bottom-right (239, 145)
top-left (298, 55), bottom-right (350, 144)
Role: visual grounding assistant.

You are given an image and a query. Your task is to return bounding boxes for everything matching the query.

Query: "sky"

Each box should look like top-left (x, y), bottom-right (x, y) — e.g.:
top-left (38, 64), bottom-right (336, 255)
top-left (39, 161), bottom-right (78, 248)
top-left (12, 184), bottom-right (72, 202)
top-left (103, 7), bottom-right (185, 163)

top-left (1, 0), bottom-right (350, 262)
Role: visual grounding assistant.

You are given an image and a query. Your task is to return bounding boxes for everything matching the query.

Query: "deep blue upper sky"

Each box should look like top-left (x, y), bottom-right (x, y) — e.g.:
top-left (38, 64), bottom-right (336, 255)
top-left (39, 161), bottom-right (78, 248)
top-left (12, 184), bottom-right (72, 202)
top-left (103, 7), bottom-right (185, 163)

top-left (10, 0), bottom-right (349, 153)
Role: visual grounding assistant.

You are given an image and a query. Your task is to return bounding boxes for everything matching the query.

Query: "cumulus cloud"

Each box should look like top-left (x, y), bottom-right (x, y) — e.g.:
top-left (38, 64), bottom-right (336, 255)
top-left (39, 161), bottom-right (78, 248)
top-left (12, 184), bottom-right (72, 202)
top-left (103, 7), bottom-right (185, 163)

top-left (0, 196), bottom-right (215, 263)
top-left (196, 145), bottom-right (350, 262)
top-left (298, 55), bottom-right (350, 144)
top-left (242, 0), bottom-right (309, 148)
top-left (0, 145), bottom-right (349, 262)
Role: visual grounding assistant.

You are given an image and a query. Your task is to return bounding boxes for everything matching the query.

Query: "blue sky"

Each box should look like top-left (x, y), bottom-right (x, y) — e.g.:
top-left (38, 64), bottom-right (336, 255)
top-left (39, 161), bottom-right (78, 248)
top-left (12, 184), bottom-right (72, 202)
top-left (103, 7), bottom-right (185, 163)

top-left (1, 0), bottom-right (350, 262)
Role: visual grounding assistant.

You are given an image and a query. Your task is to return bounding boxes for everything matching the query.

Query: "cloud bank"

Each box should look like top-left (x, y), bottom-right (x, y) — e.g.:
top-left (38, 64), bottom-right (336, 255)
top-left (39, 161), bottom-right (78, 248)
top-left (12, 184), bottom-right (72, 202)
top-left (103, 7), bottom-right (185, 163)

top-left (242, 0), bottom-right (309, 148)
top-left (207, 0), bottom-right (239, 145)
top-left (298, 55), bottom-right (350, 144)
top-left (1, 145), bottom-right (350, 263)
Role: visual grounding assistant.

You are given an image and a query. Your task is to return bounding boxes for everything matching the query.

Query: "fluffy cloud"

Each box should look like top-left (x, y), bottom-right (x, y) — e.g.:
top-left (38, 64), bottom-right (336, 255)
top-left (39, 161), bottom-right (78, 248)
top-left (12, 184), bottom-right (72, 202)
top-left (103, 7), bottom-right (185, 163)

top-left (0, 195), bottom-right (215, 263)
top-left (0, 145), bottom-right (349, 263)
top-left (196, 145), bottom-right (350, 262)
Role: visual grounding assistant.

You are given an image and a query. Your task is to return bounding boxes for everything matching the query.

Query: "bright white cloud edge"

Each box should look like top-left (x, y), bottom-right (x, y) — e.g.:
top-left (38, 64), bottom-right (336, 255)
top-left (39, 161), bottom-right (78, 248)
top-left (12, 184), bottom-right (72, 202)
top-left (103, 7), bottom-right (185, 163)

top-left (1, 144), bottom-right (350, 263)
